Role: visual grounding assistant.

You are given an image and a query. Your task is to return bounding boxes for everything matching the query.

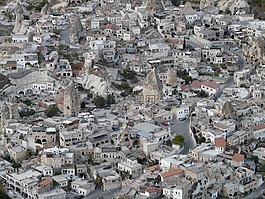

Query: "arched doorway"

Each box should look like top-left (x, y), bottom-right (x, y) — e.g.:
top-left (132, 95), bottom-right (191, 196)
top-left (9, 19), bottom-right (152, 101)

top-left (35, 139), bottom-right (42, 144)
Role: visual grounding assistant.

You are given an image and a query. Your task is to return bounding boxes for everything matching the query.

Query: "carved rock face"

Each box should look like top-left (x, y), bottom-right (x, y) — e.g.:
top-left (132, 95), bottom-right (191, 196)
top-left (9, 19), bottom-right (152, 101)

top-left (69, 17), bottom-right (84, 43)
top-left (143, 67), bottom-right (163, 103)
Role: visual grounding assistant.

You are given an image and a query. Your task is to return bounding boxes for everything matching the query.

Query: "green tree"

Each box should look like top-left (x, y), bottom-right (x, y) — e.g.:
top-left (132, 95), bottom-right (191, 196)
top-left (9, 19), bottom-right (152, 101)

top-left (173, 135), bottom-right (185, 146)
top-left (46, 105), bottom-right (59, 117)
top-left (94, 96), bottom-right (106, 108)
top-left (166, 139), bottom-right (172, 147)
top-left (195, 90), bottom-right (209, 98)
top-left (0, 189), bottom-right (10, 199)
top-left (81, 101), bottom-right (86, 109)
top-left (12, 162), bottom-right (21, 168)
top-left (183, 75), bottom-right (193, 84)
top-left (19, 109), bottom-right (35, 117)
top-left (120, 82), bottom-right (133, 92)
top-left (106, 94), bottom-right (115, 105)
top-left (23, 99), bottom-right (32, 106)
top-left (251, 156), bottom-right (259, 164)
top-left (53, 29), bottom-right (61, 35)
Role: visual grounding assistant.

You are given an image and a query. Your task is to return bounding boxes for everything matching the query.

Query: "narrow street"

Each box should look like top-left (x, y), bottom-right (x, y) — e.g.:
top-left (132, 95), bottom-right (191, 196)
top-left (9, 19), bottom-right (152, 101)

top-left (170, 118), bottom-right (196, 154)
top-left (67, 187), bottom-right (120, 199)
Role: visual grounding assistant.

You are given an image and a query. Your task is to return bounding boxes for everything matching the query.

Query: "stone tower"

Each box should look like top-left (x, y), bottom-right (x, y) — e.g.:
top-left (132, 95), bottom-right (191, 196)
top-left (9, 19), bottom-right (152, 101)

top-left (166, 68), bottom-right (177, 86)
top-left (9, 95), bottom-right (19, 119)
top-left (84, 52), bottom-right (94, 72)
top-left (1, 102), bottom-right (10, 130)
top-left (63, 81), bottom-right (81, 117)
top-left (143, 67), bottom-right (163, 104)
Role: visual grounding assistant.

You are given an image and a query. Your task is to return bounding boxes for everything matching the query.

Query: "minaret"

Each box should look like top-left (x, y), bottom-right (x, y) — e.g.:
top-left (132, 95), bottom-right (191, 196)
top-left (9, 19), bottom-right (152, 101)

top-left (9, 95), bottom-right (19, 119)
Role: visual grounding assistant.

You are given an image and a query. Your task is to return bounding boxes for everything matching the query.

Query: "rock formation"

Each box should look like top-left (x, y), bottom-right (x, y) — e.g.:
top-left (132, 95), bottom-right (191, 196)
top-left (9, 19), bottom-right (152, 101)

top-left (9, 95), bottom-right (19, 119)
top-left (222, 101), bottom-right (236, 119)
top-left (13, 2), bottom-right (24, 34)
top-left (81, 52), bottom-right (111, 96)
top-left (0, 102), bottom-right (10, 130)
top-left (143, 67), bottom-right (163, 104)
top-left (63, 81), bottom-right (81, 117)
top-left (41, 2), bottom-right (52, 16)
top-left (141, 0), bottom-right (170, 13)
top-left (69, 16), bottom-right (84, 43)
top-left (166, 68), bottom-right (177, 86)
top-left (243, 37), bottom-right (265, 66)
top-left (200, 0), bottom-right (249, 14)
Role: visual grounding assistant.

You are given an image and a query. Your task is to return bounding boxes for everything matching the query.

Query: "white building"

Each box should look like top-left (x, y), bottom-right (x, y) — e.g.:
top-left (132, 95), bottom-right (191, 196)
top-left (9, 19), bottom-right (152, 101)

top-left (118, 156), bottom-right (142, 178)
top-left (14, 53), bottom-right (39, 68)
top-left (175, 105), bottom-right (189, 120)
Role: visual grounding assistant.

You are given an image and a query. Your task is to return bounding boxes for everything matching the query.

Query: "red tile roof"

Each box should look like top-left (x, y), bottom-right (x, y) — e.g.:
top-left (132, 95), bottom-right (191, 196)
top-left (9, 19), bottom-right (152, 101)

top-left (181, 80), bottom-right (201, 90)
top-left (145, 187), bottom-right (162, 193)
top-left (215, 137), bottom-right (226, 147)
top-left (147, 165), bottom-right (160, 172)
top-left (37, 178), bottom-right (52, 187)
top-left (160, 168), bottom-right (183, 178)
top-left (232, 154), bottom-right (244, 162)
top-left (252, 123), bottom-right (265, 131)
top-left (201, 80), bottom-right (219, 89)
top-left (190, 81), bottom-right (202, 89)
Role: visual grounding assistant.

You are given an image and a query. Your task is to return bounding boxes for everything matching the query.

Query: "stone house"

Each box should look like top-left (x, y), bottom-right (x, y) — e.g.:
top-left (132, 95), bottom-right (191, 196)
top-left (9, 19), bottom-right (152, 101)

top-left (71, 178), bottom-right (95, 196)
top-left (118, 156), bottom-right (142, 178)
top-left (160, 168), bottom-right (184, 183)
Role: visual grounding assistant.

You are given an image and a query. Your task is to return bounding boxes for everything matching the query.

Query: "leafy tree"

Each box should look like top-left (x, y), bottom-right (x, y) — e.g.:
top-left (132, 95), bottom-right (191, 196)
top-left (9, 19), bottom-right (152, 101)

top-left (12, 162), bottom-right (21, 168)
top-left (166, 139), bottom-right (172, 147)
top-left (0, 189), bottom-right (10, 199)
top-left (19, 109), bottom-right (35, 117)
top-left (251, 156), bottom-right (259, 164)
top-left (23, 99), bottom-right (32, 106)
top-left (81, 101), bottom-right (86, 109)
top-left (120, 82), bottom-right (133, 92)
top-left (183, 75), bottom-right (193, 84)
top-left (46, 105), bottom-right (59, 117)
top-left (53, 29), bottom-right (61, 35)
top-left (240, 84), bottom-right (249, 88)
top-left (195, 90), bottom-right (209, 98)
top-left (173, 135), bottom-right (185, 146)
top-left (94, 96), bottom-right (106, 108)
top-left (106, 94), bottom-right (115, 105)
top-left (172, 89), bottom-right (178, 95)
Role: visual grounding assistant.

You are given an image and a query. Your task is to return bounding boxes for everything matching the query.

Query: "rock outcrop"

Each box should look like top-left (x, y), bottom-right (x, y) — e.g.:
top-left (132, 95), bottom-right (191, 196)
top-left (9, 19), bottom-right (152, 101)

top-left (69, 16), bottom-right (84, 43)
top-left (200, 0), bottom-right (249, 14)
top-left (142, 67), bottom-right (163, 104)
top-left (81, 52), bottom-right (112, 96)
top-left (166, 68), bottom-right (177, 86)
top-left (243, 37), bottom-right (265, 66)
top-left (63, 81), bottom-right (81, 117)
top-left (41, 2), bottom-right (52, 16)
top-left (9, 95), bottom-right (19, 119)
top-left (12, 2), bottom-right (28, 34)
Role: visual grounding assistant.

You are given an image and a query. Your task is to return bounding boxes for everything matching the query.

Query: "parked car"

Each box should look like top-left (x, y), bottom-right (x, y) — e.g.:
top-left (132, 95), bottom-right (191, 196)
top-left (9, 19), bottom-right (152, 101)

top-left (162, 121), bottom-right (168, 126)
top-left (179, 118), bottom-right (186, 121)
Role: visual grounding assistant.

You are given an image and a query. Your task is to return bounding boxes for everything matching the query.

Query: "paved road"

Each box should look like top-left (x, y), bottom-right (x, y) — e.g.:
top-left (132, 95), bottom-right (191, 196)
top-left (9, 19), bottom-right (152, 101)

top-left (67, 188), bottom-right (120, 199)
top-left (60, 28), bottom-right (81, 49)
top-left (215, 49), bottom-right (244, 98)
top-left (231, 49), bottom-right (244, 71)
top-left (170, 118), bottom-right (196, 154)
top-left (241, 182), bottom-right (265, 199)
